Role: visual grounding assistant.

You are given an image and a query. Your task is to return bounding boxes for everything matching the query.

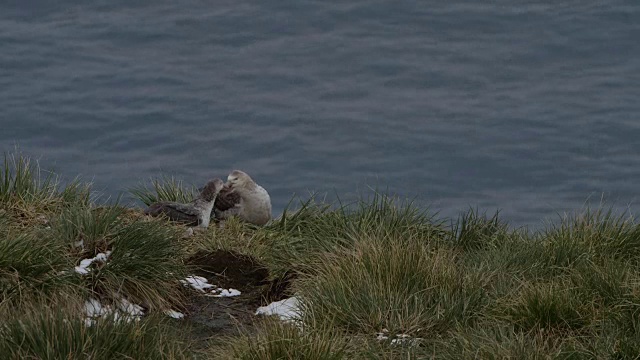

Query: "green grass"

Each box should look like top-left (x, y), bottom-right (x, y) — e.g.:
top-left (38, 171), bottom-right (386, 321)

top-left (129, 175), bottom-right (197, 206)
top-left (0, 230), bottom-right (79, 303)
top-left (96, 217), bottom-right (187, 309)
top-left (6, 151), bottom-right (640, 359)
top-left (503, 281), bottom-right (592, 332)
top-left (0, 153), bottom-right (195, 358)
top-left (0, 304), bottom-right (193, 360)
top-left (450, 208), bottom-right (510, 251)
top-left (44, 201), bottom-right (188, 309)
top-left (255, 192), bottom-right (447, 277)
top-left (0, 152), bottom-right (90, 226)
top-left (213, 319), bottom-right (347, 360)
top-left (299, 236), bottom-right (488, 337)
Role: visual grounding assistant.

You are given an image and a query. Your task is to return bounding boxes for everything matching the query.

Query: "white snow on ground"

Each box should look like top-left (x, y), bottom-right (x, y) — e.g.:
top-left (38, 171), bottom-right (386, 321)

top-left (83, 295), bottom-right (144, 326)
top-left (375, 330), bottom-right (422, 346)
top-left (85, 298), bottom-right (109, 317)
top-left (94, 252), bottom-right (111, 262)
top-left (74, 251), bottom-right (112, 275)
top-left (164, 310), bottom-right (185, 319)
top-left (376, 329), bottom-right (390, 341)
top-left (180, 276), bottom-right (215, 292)
top-left (117, 297), bottom-right (144, 317)
top-left (207, 288), bottom-right (242, 298)
top-left (255, 297), bottom-right (300, 322)
top-left (180, 276), bottom-right (241, 298)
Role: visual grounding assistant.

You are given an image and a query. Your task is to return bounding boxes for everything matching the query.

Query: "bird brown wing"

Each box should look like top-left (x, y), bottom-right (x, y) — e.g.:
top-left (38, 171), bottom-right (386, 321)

top-left (214, 187), bottom-right (241, 212)
top-left (145, 202), bottom-right (200, 226)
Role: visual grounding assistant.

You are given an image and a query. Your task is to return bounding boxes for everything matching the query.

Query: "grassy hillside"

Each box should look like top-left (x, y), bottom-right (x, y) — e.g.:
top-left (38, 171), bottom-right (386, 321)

top-left (1, 152), bottom-right (640, 359)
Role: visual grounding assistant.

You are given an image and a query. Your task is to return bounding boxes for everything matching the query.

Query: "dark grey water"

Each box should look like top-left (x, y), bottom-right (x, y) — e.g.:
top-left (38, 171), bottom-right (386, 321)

top-left (2, 1), bottom-right (639, 226)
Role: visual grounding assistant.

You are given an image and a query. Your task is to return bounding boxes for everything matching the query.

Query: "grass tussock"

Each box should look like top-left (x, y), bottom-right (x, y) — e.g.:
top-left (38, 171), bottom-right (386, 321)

top-left (1, 152), bottom-right (188, 312)
top-left (300, 236), bottom-right (487, 337)
top-left (504, 281), bottom-right (592, 332)
top-left (429, 324), bottom-right (584, 360)
top-left (450, 208), bottom-right (510, 251)
top-left (258, 193), bottom-right (447, 276)
top-left (98, 218), bottom-right (187, 309)
top-left (0, 305), bottom-right (193, 360)
top-left (46, 203), bottom-right (187, 309)
top-left (0, 152), bottom-right (90, 227)
top-left (542, 208), bottom-right (640, 264)
top-left (0, 214), bottom-right (79, 303)
top-left (213, 319), bottom-right (347, 360)
top-left (129, 176), bottom-right (197, 206)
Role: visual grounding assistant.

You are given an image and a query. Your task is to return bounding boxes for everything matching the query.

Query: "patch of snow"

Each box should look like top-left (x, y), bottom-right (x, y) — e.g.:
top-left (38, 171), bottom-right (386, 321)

top-left (112, 311), bottom-right (140, 323)
top-left (180, 275), bottom-right (215, 292)
top-left (117, 297), bottom-right (145, 317)
top-left (181, 276), bottom-right (242, 298)
top-left (83, 296), bottom-right (144, 326)
top-left (94, 251), bottom-right (112, 262)
top-left (207, 288), bottom-right (242, 298)
top-left (164, 310), bottom-right (185, 319)
top-left (74, 251), bottom-right (112, 275)
top-left (75, 258), bottom-right (95, 274)
top-left (390, 334), bottom-right (423, 347)
top-left (74, 266), bottom-right (90, 275)
top-left (255, 297), bottom-right (300, 322)
top-left (85, 298), bottom-right (110, 318)
top-left (376, 329), bottom-right (390, 341)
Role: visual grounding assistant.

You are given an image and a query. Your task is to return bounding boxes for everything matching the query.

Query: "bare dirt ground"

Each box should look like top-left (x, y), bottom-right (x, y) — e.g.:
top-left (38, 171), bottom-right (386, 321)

top-left (181, 250), bottom-right (294, 344)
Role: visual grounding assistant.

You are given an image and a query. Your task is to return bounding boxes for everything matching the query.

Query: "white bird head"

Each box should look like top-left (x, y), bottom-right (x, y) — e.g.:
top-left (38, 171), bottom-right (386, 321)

top-left (226, 170), bottom-right (253, 190)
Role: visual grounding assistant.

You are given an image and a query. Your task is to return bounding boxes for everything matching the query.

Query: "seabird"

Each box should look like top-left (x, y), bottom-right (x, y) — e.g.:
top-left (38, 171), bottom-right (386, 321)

top-left (145, 178), bottom-right (224, 228)
top-left (214, 170), bottom-right (272, 226)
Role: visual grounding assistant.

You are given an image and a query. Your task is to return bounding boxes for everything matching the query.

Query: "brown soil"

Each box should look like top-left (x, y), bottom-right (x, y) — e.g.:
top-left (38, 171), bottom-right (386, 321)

top-left (182, 249), bottom-right (294, 343)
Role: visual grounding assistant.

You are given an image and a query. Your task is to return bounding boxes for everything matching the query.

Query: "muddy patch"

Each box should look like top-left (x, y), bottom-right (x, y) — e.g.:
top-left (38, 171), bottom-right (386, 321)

top-left (183, 249), bottom-right (294, 343)
top-left (187, 249), bottom-right (270, 289)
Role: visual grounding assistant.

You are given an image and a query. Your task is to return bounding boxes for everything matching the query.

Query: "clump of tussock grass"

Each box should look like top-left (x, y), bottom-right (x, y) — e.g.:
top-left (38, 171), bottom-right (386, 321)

top-left (212, 319), bottom-right (347, 360)
top-left (0, 152), bottom-right (90, 227)
top-left (0, 228), bottom-right (79, 303)
top-left (1, 152), bottom-right (59, 204)
top-left (129, 176), bottom-right (197, 206)
top-left (427, 323), bottom-right (588, 360)
top-left (261, 192), bottom-right (447, 275)
top-left (503, 281), bottom-right (592, 332)
top-left (50, 204), bottom-right (123, 252)
top-left (450, 208), bottom-right (510, 251)
top-left (188, 216), bottom-right (269, 260)
top-left (600, 307), bottom-right (640, 358)
top-left (0, 306), bottom-right (194, 359)
top-left (276, 192), bottom-right (444, 241)
top-left (299, 236), bottom-right (487, 337)
top-left (542, 207), bottom-right (640, 264)
top-left (570, 260), bottom-right (632, 306)
top-left (45, 202), bottom-right (187, 310)
top-left (471, 207), bottom-right (640, 281)
top-left (98, 218), bottom-right (187, 309)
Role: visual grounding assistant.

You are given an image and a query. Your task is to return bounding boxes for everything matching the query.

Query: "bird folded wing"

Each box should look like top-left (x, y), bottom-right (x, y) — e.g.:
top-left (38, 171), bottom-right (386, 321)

top-left (146, 202), bottom-right (200, 226)
top-left (214, 187), bottom-right (241, 212)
